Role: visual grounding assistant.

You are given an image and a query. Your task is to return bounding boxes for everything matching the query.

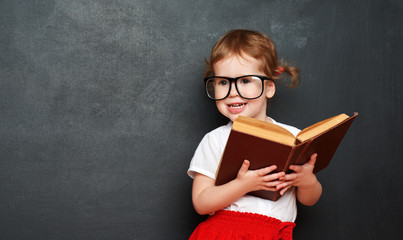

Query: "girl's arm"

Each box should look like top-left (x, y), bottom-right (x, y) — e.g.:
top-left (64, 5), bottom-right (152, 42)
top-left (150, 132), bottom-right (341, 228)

top-left (192, 160), bottom-right (284, 215)
top-left (277, 153), bottom-right (322, 206)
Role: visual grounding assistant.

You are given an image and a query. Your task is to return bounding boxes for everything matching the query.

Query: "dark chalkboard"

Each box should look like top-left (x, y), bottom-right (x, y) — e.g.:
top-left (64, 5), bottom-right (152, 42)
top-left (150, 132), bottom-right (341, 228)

top-left (1, 0), bottom-right (402, 239)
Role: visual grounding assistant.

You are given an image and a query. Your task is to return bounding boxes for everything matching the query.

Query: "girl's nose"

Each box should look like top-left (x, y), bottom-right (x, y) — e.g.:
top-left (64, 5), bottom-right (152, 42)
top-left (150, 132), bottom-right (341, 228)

top-left (228, 82), bottom-right (239, 97)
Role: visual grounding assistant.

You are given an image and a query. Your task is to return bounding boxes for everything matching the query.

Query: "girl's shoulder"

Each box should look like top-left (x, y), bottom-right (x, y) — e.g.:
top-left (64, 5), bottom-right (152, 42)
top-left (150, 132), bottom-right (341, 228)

top-left (202, 121), bottom-right (233, 146)
top-left (209, 121), bottom-right (232, 135)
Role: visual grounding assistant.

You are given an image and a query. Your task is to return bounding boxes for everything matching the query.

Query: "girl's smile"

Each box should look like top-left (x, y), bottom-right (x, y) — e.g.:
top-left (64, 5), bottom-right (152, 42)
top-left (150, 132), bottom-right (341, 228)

top-left (227, 102), bottom-right (247, 114)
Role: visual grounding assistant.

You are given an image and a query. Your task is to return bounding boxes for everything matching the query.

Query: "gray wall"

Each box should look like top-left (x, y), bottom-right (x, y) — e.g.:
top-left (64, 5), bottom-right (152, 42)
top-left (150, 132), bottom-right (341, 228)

top-left (1, 0), bottom-right (402, 239)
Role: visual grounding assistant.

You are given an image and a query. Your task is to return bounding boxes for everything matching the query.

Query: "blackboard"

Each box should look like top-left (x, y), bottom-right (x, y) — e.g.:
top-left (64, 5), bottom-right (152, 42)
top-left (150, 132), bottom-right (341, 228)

top-left (1, 0), bottom-right (402, 239)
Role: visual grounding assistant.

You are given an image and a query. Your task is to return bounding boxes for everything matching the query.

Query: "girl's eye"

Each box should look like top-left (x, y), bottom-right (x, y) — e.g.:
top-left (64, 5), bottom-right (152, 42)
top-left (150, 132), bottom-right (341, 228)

top-left (217, 79), bottom-right (228, 86)
top-left (239, 78), bottom-right (251, 84)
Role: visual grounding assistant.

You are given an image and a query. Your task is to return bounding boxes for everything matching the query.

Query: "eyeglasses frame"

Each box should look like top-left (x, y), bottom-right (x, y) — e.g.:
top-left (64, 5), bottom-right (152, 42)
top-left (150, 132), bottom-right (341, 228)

top-left (203, 75), bottom-right (273, 100)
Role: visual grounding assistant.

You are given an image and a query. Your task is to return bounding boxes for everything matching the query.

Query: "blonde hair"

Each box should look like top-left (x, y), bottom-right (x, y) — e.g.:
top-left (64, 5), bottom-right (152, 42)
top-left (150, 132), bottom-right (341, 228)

top-left (205, 29), bottom-right (300, 88)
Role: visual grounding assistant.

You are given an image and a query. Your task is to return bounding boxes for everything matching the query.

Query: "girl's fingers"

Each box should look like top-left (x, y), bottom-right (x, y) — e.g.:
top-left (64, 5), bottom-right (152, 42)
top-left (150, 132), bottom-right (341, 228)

top-left (263, 180), bottom-right (283, 188)
top-left (309, 153), bottom-right (318, 164)
top-left (280, 186), bottom-right (292, 195)
top-left (289, 164), bottom-right (303, 172)
top-left (280, 173), bottom-right (297, 181)
top-left (276, 180), bottom-right (293, 190)
top-left (262, 186), bottom-right (278, 192)
top-left (238, 160), bottom-right (250, 175)
top-left (262, 172), bottom-right (285, 182)
top-left (306, 153), bottom-right (317, 167)
top-left (256, 165), bottom-right (277, 176)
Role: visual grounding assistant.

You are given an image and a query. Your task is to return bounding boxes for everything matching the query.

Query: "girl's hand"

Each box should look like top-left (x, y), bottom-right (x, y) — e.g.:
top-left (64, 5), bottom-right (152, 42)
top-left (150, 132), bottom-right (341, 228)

top-left (192, 159), bottom-right (291, 215)
top-left (277, 153), bottom-right (318, 195)
top-left (236, 160), bottom-right (285, 193)
top-left (192, 159), bottom-right (285, 215)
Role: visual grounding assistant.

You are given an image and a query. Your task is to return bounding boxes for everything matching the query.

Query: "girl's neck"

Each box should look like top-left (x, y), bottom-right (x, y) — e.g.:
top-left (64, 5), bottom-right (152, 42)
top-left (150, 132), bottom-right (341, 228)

top-left (265, 116), bottom-right (273, 123)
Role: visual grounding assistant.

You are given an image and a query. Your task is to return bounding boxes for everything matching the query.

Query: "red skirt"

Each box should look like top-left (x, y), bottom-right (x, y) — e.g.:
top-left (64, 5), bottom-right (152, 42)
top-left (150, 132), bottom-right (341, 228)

top-left (189, 210), bottom-right (295, 240)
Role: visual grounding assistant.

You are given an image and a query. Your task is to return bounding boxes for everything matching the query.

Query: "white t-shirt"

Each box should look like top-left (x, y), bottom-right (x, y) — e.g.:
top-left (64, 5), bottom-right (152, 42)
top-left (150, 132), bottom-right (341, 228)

top-left (188, 117), bottom-right (301, 222)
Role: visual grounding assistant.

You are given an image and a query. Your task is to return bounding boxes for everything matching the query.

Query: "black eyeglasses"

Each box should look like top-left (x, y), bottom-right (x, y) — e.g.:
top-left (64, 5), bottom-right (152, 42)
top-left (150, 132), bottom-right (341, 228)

top-left (204, 75), bottom-right (272, 100)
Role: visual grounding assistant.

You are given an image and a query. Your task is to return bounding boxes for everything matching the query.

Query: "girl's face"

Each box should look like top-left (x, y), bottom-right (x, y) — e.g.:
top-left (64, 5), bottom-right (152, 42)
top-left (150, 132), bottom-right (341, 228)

top-left (213, 54), bottom-right (275, 122)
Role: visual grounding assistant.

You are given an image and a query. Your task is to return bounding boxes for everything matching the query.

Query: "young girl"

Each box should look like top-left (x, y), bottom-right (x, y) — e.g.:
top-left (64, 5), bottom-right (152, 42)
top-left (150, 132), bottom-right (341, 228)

top-left (187, 29), bottom-right (322, 239)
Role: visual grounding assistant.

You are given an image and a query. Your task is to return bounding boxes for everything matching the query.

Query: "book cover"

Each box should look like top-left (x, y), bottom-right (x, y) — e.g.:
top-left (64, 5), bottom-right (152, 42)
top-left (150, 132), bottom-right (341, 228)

top-left (215, 113), bottom-right (358, 201)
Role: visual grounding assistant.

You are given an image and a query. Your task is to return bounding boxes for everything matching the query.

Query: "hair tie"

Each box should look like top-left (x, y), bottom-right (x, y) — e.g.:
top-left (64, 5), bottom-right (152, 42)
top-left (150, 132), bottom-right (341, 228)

top-left (275, 66), bottom-right (284, 75)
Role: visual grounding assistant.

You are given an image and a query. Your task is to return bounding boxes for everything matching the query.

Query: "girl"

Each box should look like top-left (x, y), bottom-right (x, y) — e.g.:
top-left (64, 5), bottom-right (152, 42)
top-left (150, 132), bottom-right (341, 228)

top-left (187, 29), bottom-right (322, 239)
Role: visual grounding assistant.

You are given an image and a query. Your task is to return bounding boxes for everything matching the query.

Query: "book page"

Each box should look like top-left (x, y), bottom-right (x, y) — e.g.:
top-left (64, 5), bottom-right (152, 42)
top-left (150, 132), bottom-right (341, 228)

top-left (233, 116), bottom-right (296, 146)
top-left (296, 114), bottom-right (349, 142)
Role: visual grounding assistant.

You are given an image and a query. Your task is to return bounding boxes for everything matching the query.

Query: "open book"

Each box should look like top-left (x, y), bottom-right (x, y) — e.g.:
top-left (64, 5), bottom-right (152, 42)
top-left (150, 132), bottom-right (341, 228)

top-left (215, 113), bottom-right (358, 201)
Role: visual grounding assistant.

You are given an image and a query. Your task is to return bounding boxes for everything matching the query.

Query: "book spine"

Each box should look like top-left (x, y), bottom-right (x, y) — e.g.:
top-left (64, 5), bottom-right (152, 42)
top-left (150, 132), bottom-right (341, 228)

top-left (294, 140), bottom-right (313, 166)
top-left (281, 146), bottom-right (298, 173)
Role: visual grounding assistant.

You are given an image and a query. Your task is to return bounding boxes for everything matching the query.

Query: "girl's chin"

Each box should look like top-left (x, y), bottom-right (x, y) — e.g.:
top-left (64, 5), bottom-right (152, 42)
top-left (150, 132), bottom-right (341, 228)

top-left (225, 108), bottom-right (247, 121)
top-left (226, 113), bottom-right (242, 122)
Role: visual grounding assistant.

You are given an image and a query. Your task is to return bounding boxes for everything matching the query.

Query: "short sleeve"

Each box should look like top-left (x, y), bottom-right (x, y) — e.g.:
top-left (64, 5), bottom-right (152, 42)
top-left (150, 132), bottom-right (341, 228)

top-left (187, 125), bottom-right (231, 179)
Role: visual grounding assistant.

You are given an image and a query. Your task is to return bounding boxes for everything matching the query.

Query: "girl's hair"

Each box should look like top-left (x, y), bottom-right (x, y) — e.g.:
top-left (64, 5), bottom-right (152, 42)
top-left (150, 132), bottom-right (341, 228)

top-left (205, 29), bottom-right (300, 88)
